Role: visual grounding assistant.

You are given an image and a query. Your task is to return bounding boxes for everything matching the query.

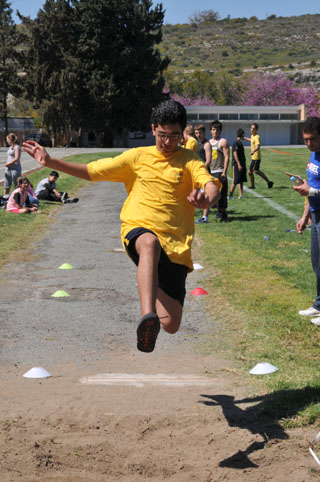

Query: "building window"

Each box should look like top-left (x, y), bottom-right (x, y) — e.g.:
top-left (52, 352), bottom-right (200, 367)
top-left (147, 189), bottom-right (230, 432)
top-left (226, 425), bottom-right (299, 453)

top-left (260, 113), bottom-right (280, 120)
top-left (187, 114), bottom-right (198, 120)
top-left (198, 113), bottom-right (218, 120)
top-left (239, 113), bottom-right (259, 120)
top-left (219, 113), bottom-right (239, 120)
top-left (280, 113), bottom-right (299, 120)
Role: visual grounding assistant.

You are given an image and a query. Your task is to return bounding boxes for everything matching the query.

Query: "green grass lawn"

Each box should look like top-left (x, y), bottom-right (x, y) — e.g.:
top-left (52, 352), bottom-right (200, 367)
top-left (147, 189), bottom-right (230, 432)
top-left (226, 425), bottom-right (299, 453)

top-left (194, 146), bottom-right (320, 427)
top-left (0, 152), bottom-right (118, 268)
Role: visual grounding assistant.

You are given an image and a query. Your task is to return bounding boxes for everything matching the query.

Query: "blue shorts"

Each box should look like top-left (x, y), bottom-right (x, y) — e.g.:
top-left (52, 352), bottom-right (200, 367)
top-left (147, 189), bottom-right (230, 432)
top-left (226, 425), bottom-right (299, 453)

top-left (124, 227), bottom-right (188, 306)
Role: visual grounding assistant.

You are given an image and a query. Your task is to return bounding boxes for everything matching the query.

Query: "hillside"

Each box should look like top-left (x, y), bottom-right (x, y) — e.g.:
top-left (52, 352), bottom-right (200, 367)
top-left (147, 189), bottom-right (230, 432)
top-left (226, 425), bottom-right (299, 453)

top-left (160, 14), bottom-right (320, 86)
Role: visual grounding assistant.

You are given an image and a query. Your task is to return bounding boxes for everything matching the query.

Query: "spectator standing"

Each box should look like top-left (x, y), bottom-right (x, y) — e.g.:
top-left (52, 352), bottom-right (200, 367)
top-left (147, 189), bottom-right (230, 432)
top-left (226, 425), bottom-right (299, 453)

top-left (183, 125), bottom-right (198, 152)
top-left (194, 124), bottom-right (212, 223)
top-left (229, 128), bottom-right (247, 199)
top-left (208, 120), bottom-right (230, 222)
top-left (244, 123), bottom-right (273, 189)
top-left (293, 117), bottom-right (320, 325)
top-left (4, 133), bottom-right (22, 198)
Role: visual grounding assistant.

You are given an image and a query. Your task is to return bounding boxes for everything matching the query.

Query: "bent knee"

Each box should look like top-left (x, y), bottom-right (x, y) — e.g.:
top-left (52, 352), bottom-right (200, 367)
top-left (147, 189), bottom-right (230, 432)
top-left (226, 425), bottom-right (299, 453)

top-left (136, 232), bottom-right (161, 254)
top-left (161, 318), bottom-right (181, 335)
top-left (162, 325), bottom-right (179, 335)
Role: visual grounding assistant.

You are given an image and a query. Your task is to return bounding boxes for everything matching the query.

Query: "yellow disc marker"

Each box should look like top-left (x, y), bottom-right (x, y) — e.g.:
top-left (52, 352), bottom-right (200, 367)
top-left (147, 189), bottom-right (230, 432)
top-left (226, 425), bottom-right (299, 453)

top-left (58, 263), bottom-right (74, 270)
top-left (51, 290), bottom-right (70, 298)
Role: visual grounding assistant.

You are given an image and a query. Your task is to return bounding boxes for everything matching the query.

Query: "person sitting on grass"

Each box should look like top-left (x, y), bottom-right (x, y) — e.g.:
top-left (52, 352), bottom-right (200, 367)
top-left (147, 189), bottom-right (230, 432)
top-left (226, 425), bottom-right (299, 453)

top-left (6, 177), bottom-right (38, 214)
top-left (23, 100), bottom-right (221, 353)
top-left (26, 182), bottom-right (39, 206)
top-left (35, 171), bottom-right (78, 204)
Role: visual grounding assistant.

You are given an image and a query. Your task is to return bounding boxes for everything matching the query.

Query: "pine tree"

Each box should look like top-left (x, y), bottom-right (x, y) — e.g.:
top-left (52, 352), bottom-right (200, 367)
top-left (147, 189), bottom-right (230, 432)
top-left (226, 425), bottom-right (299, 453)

top-left (0, 0), bottom-right (24, 139)
top-left (21, 0), bottom-right (169, 146)
top-left (73, 0), bottom-right (170, 145)
top-left (21, 0), bottom-right (82, 146)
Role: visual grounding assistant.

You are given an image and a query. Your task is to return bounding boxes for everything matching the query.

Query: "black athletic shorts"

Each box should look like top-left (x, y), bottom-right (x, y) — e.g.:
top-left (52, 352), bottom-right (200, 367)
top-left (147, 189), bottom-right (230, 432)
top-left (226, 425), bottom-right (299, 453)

top-left (232, 164), bottom-right (247, 185)
top-left (249, 159), bottom-right (261, 171)
top-left (124, 227), bottom-right (188, 306)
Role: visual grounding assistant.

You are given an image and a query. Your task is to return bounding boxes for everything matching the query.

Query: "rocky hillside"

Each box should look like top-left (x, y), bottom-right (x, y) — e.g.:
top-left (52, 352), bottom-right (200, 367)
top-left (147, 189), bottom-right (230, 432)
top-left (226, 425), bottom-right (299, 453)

top-left (160, 14), bottom-right (320, 86)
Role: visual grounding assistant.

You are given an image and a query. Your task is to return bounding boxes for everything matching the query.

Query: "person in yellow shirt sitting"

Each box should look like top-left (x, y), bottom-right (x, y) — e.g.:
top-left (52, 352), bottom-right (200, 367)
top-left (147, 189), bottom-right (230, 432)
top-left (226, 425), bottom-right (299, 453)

top-left (244, 123), bottom-right (273, 189)
top-left (23, 100), bottom-right (221, 353)
top-left (182, 124), bottom-right (198, 152)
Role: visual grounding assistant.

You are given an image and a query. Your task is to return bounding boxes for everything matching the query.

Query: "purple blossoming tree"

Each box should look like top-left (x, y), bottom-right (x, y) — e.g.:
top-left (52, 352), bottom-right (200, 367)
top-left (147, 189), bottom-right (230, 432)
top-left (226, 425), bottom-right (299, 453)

top-left (242, 73), bottom-right (319, 116)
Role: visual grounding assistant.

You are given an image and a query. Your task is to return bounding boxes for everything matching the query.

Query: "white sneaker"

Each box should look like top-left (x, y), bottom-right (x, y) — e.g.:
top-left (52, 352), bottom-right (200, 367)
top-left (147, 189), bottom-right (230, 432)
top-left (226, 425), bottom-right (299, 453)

top-left (298, 307), bottom-right (320, 316)
top-left (311, 317), bottom-right (320, 326)
top-left (195, 217), bottom-right (208, 224)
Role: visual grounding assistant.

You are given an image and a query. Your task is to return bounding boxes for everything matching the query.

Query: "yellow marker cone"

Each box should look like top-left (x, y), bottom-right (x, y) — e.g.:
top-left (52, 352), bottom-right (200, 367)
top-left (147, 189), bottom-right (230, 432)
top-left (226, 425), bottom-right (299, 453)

top-left (51, 290), bottom-right (70, 298)
top-left (58, 263), bottom-right (74, 270)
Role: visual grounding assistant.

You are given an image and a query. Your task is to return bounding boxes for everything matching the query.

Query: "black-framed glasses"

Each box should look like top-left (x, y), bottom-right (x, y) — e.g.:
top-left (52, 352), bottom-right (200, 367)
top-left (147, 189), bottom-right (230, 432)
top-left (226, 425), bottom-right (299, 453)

top-left (157, 132), bottom-right (181, 142)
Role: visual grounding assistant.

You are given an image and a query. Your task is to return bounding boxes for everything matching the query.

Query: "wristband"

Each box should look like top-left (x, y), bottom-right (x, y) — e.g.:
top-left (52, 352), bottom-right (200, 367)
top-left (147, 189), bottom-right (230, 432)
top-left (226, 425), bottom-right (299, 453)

top-left (309, 187), bottom-right (318, 197)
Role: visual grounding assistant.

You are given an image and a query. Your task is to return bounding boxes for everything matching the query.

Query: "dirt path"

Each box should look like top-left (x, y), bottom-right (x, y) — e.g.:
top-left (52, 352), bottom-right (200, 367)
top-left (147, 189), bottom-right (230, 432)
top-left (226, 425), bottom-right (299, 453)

top-left (0, 181), bottom-right (318, 481)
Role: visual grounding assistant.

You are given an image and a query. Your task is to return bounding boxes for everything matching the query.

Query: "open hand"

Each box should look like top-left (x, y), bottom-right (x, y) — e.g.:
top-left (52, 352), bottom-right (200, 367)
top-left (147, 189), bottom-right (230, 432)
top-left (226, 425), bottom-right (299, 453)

top-left (22, 141), bottom-right (51, 166)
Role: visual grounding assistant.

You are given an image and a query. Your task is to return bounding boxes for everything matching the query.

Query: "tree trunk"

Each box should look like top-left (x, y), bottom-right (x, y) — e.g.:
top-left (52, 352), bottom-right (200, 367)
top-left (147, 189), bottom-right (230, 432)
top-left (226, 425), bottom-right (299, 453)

top-left (3, 93), bottom-right (8, 139)
top-left (122, 128), bottom-right (129, 148)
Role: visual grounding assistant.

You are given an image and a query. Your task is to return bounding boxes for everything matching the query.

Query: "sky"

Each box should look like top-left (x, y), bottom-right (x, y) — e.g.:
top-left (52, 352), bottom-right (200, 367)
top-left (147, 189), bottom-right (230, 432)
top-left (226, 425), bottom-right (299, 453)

top-left (8, 0), bottom-right (320, 24)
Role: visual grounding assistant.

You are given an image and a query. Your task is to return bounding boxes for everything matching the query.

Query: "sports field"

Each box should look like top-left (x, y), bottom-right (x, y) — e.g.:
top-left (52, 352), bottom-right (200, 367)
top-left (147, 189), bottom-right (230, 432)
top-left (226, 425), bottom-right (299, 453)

top-left (195, 146), bottom-right (320, 426)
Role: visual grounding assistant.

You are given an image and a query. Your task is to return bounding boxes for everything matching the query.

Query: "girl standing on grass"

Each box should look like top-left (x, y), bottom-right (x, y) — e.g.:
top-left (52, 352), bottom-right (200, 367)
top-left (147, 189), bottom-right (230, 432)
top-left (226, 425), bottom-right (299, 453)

top-left (6, 177), bottom-right (38, 214)
top-left (4, 133), bottom-right (22, 197)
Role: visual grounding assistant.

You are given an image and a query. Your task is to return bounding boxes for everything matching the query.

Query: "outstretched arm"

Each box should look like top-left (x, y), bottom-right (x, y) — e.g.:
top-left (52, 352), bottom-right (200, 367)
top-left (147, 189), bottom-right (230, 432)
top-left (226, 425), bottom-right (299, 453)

top-left (23, 141), bottom-right (91, 180)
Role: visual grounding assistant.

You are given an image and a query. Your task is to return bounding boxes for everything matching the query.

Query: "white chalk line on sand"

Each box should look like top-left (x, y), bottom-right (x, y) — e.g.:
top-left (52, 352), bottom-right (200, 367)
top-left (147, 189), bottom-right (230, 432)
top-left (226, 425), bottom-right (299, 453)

top-left (80, 373), bottom-right (215, 387)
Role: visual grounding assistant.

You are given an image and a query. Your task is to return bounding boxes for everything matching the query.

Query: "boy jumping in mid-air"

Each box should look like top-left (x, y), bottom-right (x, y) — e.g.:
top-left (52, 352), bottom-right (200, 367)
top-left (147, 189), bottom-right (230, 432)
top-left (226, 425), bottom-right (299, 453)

top-left (23, 100), bottom-right (221, 353)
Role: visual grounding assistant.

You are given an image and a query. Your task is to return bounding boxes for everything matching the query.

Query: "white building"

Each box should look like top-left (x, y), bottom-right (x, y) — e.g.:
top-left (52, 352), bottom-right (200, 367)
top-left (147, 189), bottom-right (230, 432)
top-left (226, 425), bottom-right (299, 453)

top-left (128, 104), bottom-right (306, 148)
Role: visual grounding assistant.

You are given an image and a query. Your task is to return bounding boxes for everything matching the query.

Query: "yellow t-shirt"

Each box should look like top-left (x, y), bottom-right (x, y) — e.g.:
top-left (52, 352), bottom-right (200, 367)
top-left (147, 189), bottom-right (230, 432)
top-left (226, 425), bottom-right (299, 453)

top-left (251, 134), bottom-right (261, 160)
top-left (184, 137), bottom-right (198, 153)
top-left (87, 146), bottom-right (220, 270)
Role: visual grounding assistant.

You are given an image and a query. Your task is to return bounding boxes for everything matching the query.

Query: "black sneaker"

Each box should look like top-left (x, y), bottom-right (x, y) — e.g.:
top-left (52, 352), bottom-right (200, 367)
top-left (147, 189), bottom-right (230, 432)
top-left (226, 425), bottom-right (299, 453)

top-left (137, 312), bottom-right (160, 353)
top-left (220, 213), bottom-right (229, 223)
top-left (63, 197), bottom-right (79, 204)
top-left (268, 181), bottom-right (274, 189)
top-left (248, 186), bottom-right (255, 189)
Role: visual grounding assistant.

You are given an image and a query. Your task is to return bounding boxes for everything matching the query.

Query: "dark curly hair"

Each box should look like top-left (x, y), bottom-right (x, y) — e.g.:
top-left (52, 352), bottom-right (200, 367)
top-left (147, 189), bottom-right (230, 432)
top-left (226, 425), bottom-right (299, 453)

top-left (151, 100), bottom-right (187, 131)
top-left (304, 117), bottom-right (320, 135)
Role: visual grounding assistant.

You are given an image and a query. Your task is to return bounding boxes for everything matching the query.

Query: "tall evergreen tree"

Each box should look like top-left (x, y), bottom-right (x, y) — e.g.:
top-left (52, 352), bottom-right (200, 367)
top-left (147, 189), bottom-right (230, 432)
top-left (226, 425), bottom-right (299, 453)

top-left (21, 0), bottom-right (82, 146)
top-left (74, 0), bottom-right (170, 145)
top-left (0, 0), bottom-right (24, 139)
top-left (21, 0), bottom-right (169, 146)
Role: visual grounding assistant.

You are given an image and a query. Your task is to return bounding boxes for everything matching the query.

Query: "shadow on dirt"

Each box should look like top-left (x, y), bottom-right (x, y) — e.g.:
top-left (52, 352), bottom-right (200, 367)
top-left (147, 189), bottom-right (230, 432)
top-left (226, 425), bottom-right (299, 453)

top-left (199, 386), bottom-right (320, 469)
